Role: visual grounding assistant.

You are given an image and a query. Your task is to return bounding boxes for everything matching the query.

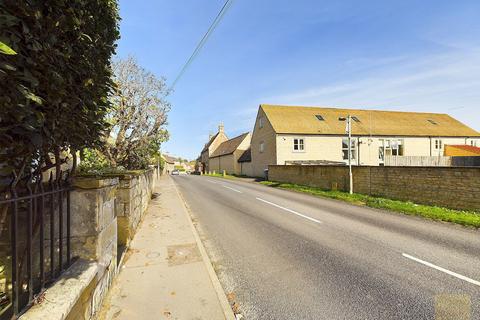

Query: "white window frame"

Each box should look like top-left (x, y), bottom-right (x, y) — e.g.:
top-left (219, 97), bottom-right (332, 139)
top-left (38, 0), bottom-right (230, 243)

top-left (378, 139), bottom-right (404, 161)
top-left (293, 137), bottom-right (305, 152)
top-left (259, 141), bottom-right (265, 153)
top-left (434, 139), bottom-right (442, 150)
top-left (389, 139), bottom-right (404, 156)
top-left (342, 138), bottom-right (357, 160)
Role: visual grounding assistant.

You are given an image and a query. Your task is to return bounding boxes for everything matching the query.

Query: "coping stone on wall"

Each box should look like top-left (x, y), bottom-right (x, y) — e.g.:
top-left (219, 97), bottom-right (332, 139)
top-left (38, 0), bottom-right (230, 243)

top-left (73, 177), bottom-right (119, 189)
top-left (19, 259), bottom-right (99, 320)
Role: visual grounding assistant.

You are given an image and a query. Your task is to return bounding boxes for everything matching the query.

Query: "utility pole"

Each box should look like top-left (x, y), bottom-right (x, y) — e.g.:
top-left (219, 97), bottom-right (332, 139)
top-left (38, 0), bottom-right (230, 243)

top-left (339, 115), bottom-right (353, 194)
top-left (347, 115), bottom-right (353, 194)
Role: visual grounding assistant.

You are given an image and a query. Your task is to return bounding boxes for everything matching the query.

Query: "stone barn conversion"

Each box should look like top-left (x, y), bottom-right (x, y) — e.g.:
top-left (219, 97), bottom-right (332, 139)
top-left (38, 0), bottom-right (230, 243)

top-left (249, 104), bottom-right (480, 177)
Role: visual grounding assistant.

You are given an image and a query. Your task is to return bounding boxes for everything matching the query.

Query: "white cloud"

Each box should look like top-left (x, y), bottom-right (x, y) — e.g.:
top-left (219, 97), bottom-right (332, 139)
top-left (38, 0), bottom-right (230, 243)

top-left (260, 48), bottom-right (480, 130)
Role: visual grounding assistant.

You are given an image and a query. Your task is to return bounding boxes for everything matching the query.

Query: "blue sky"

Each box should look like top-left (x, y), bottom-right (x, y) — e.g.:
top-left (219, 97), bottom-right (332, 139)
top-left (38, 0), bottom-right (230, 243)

top-left (117, 0), bottom-right (480, 160)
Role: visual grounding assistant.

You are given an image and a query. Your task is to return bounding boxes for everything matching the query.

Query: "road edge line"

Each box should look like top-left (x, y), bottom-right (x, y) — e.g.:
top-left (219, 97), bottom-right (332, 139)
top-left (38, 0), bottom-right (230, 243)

top-left (171, 177), bottom-right (236, 320)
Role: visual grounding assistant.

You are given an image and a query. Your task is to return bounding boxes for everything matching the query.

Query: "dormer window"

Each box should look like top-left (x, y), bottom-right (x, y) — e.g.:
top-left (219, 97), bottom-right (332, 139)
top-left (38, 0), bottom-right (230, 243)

top-left (315, 115), bottom-right (324, 121)
top-left (351, 116), bottom-right (360, 122)
top-left (428, 119), bottom-right (438, 125)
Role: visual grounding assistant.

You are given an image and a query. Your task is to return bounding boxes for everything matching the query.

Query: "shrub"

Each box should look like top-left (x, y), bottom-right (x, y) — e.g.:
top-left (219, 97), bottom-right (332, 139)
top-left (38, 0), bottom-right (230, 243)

top-left (0, 0), bottom-right (120, 188)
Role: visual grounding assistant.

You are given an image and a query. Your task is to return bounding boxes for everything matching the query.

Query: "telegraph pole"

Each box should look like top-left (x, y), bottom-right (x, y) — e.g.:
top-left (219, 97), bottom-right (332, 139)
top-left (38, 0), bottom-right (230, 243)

top-left (347, 115), bottom-right (353, 194)
top-left (339, 115), bottom-right (353, 194)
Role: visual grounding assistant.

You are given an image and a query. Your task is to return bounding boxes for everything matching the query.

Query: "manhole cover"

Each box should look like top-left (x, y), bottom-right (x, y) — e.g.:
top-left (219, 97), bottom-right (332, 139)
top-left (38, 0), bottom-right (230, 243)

top-left (167, 243), bottom-right (201, 266)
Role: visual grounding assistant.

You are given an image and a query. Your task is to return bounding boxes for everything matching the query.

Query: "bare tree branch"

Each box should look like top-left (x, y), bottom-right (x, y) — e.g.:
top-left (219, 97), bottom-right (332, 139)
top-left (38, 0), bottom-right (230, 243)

top-left (103, 56), bottom-right (170, 169)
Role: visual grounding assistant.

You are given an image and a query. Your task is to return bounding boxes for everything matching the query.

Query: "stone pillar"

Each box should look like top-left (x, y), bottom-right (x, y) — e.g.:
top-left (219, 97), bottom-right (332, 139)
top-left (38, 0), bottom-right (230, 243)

top-left (70, 177), bottom-right (118, 267)
top-left (116, 174), bottom-right (138, 249)
top-left (69, 177), bottom-right (119, 318)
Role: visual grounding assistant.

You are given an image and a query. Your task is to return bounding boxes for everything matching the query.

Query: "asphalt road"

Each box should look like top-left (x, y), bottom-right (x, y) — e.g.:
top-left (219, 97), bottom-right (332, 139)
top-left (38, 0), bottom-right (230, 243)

top-left (172, 175), bottom-right (480, 320)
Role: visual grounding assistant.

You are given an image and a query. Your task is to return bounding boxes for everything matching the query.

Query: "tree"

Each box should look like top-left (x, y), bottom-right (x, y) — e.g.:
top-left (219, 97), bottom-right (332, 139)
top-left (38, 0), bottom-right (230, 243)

top-left (0, 0), bottom-right (120, 188)
top-left (100, 56), bottom-right (170, 169)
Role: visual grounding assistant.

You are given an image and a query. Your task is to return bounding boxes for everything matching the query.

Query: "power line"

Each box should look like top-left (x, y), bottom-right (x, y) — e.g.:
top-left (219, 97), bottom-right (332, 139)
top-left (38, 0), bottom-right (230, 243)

top-left (170, 0), bottom-right (235, 91)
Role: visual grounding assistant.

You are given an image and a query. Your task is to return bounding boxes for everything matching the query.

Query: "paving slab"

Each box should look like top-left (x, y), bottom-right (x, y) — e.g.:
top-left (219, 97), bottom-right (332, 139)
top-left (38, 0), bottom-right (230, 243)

top-left (98, 176), bottom-right (233, 320)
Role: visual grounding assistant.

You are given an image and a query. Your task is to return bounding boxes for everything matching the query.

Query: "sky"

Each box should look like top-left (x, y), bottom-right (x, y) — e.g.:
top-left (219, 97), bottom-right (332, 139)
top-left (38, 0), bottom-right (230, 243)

top-left (116, 0), bottom-right (480, 160)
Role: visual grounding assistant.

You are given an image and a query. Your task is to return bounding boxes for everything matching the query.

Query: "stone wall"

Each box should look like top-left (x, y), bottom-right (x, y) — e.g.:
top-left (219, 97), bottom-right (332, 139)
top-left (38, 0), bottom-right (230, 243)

top-left (268, 165), bottom-right (480, 211)
top-left (116, 169), bottom-right (154, 248)
top-left (20, 169), bottom-right (156, 320)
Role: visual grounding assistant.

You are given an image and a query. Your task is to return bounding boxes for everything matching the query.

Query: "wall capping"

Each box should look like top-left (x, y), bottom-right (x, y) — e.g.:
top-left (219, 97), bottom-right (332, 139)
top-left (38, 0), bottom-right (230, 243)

top-left (20, 259), bottom-right (99, 320)
top-left (73, 177), bottom-right (119, 189)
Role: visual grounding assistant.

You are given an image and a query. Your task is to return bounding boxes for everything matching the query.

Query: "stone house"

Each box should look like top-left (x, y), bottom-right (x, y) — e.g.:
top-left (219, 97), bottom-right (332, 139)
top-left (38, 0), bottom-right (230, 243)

top-left (161, 154), bottom-right (177, 174)
top-left (209, 132), bottom-right (251, 175)
top-left (250, 104), bottom-right (480, 177)
top-left (200, 124), bottom-right (228, 174)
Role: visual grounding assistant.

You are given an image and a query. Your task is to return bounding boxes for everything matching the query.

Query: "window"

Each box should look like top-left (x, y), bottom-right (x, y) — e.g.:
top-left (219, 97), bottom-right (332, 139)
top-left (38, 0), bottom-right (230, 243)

top-left (259, 117), bottom-right (264, 128)
top-left (351, 116), bottom-right (360, 122)
top-left (379, 139), bottom-right (404, 161)
top-left (470, 140), bottom-right (479, 147)
top-left (390, 140), bottom-right (404, 156)
top-left (259, 141), bottom-right (265, 153)
top-left (428, 119), bottom-right (438, 125)
top-left (315, 115), bottom-right (324, 121)
top-left (293, 138), bottom-right (305, 151)
top-left (342, 138), bottom-right (356, 160)
top-left (378, 146), bottom-right (384, 161)
top-left (434, 139), bottom-right (442, 149)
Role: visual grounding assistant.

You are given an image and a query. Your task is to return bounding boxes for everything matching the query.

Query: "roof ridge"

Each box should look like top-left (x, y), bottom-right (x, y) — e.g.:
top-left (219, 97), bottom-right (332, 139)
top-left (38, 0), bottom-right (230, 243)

top-left (210, 132), bottom-right (250, 158)
top-left (260, 104), bottom-right (449, 116)
top-left (225, 131), bottom-right (249, 141)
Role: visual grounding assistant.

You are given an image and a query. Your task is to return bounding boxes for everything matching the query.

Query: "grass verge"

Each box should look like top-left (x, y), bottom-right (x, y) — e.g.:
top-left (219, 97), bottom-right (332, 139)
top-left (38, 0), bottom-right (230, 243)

top-left (204, 173), bottom-right (236, 179)
top-left (260, 181), bottom-right (480, 228)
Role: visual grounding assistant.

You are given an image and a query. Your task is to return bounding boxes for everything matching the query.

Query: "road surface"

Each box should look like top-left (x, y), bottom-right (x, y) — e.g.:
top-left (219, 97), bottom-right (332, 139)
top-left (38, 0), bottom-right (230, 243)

top-left (172, 175), bottom-right (480, 320)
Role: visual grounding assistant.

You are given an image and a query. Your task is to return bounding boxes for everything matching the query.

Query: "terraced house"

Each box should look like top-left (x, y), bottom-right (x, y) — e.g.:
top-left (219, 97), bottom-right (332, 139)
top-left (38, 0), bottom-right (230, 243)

top-left (249, 104), bottom-right (480, 177)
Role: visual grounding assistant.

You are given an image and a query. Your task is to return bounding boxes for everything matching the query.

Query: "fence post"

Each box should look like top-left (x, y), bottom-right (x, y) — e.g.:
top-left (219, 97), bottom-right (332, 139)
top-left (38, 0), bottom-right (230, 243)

top-left (11, 183), bottom-right (19, 316)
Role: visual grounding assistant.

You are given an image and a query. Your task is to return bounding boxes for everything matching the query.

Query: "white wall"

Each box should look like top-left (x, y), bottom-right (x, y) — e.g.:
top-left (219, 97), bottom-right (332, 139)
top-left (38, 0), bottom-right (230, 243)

top-left (275, 135), bottom-right (473, 166)
top-left (276, 135), bottom-right (350, 164)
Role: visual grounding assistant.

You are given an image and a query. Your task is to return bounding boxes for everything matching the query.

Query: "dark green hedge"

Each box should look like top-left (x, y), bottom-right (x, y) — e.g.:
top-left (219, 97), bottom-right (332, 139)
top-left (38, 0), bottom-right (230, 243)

top-left (0, 0), bottom-right (120, 184)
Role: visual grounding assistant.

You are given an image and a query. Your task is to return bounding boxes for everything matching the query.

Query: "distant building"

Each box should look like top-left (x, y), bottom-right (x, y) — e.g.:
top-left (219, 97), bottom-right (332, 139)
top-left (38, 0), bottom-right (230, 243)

top-left (209, 132), bottom-right (251, 175)
top-left (161, 154), bottom-right (177, 174)
top-left (249, 104), bottom-right (480, 177)
top-left (200, 124), bottom-right (228, 174)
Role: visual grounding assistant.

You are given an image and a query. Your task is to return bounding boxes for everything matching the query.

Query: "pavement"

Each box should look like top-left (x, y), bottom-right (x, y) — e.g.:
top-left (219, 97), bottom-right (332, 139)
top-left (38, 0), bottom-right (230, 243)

top-left (173, 174), bottom-right (480, 320)
top-left (97, 176), bottom-right (235, 320)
